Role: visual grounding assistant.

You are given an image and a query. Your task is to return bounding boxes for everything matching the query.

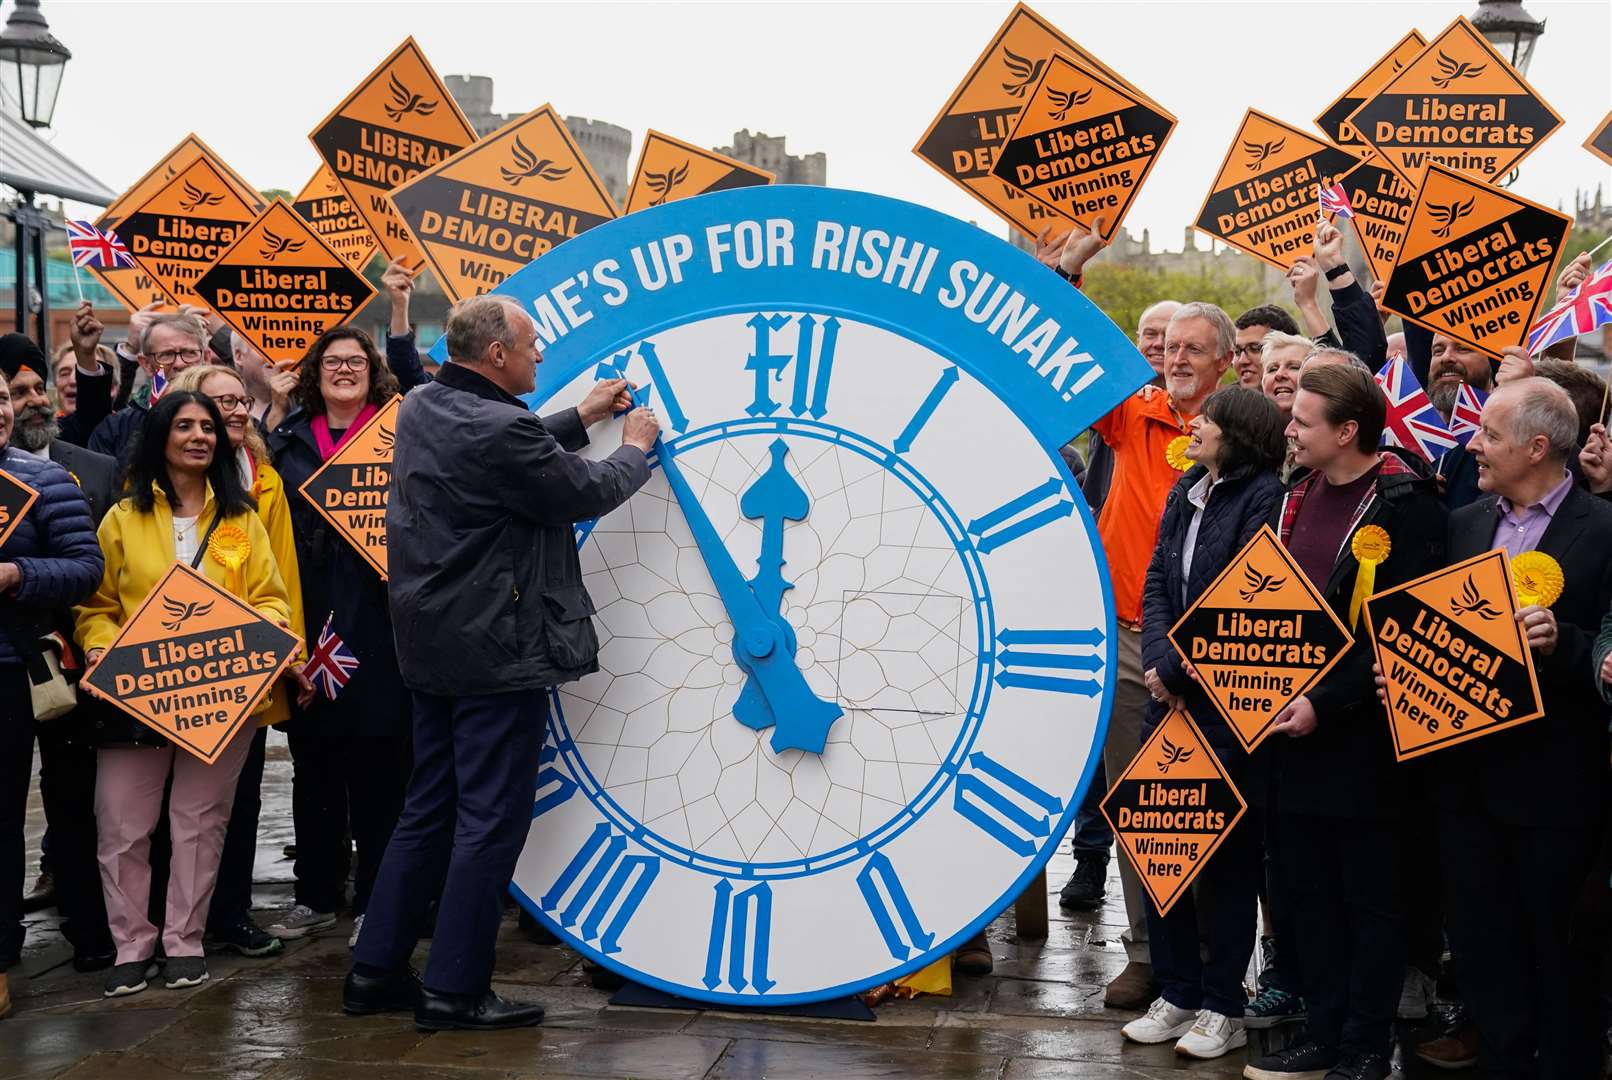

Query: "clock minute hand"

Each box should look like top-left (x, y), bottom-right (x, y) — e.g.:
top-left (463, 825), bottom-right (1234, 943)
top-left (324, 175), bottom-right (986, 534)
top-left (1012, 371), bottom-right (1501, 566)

top-left (732, 439), bottom-right (809, 739)
top-left (656, 438), bottom-right (843, 754)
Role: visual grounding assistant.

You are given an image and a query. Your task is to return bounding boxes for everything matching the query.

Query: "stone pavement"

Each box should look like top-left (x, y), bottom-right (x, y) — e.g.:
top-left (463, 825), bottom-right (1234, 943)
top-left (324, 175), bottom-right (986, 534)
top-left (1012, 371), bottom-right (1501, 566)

top-left (6, 736), bottom-right (1442, 1079)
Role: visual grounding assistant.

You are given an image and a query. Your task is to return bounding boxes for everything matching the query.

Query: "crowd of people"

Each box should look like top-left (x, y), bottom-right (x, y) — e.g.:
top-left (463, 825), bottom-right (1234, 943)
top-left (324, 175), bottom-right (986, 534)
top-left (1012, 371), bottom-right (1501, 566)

top-left (0, 214), bottom-right (1608, 1076)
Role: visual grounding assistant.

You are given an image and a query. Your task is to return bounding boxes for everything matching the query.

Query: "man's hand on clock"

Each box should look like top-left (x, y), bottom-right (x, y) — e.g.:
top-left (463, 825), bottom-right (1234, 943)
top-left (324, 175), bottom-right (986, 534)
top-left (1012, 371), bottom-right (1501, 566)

top-left (578, 377), bottom-right (637, 427)
top-left (621, 407), bottom-right (660, 453)
top-left (656, 438), bottom-right (843, 754)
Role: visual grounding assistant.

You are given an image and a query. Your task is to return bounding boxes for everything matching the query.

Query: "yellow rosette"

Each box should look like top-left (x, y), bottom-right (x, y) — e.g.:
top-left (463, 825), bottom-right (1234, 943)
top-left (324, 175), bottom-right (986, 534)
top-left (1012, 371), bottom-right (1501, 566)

top-left (1348, 524), bottom-right (1391, 628)
top-left (207, 522), bottom-right (252, 594)
top-left (1165, 434), bottom-right (1193, 472)
top-left (1510, 551), bottom-right (1564, 608)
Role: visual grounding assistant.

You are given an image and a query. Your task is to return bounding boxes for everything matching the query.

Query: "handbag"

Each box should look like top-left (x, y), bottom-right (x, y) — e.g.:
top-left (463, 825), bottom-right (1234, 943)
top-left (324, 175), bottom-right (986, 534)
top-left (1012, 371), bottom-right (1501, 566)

top-left (25, 630), bottom-right (78, 722)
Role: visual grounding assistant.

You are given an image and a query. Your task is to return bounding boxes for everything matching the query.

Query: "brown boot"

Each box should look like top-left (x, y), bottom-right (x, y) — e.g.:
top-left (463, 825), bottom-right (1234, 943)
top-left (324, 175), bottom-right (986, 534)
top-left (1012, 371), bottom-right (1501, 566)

top-left (0, 972), bottom-right (12, 1019)
top-left (954, 931), bottom-right (993, 976)
top-left (1412, 1020), bottom-right (1479, 1070)
top-left (1103, 960), bottom-right (1155, 1009)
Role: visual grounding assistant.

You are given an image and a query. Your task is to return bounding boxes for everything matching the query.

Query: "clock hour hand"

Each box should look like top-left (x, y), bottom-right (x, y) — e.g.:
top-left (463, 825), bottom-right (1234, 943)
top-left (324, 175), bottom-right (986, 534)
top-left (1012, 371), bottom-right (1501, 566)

top-left (656, 437), bottom-right (843, 754)
top-left (733, 440), bottom-right (809, 736)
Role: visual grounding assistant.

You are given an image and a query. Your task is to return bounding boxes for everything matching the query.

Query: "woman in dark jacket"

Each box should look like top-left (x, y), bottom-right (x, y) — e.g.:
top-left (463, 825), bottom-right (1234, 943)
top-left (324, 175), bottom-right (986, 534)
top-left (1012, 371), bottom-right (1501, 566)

top-left (1121, 386), bottom-right (1287, 1059)
top-left (265, 328), bottom-right (410, 947)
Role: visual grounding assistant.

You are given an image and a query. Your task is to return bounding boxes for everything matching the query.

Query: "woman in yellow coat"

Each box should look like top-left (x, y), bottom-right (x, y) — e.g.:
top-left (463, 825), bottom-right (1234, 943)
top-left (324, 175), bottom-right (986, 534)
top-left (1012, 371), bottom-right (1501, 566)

top-left (165, 363), bottom-right (308, 956)
top-left (76, 391), bottom-right (294, 998)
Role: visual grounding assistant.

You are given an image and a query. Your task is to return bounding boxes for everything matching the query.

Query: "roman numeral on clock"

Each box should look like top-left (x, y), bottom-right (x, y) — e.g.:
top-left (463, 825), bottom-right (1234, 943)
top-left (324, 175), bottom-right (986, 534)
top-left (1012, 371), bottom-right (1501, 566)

top-left (596, 339), bottom-right (689, 433)
top-left (744, 312), bottom-right (839, 419)
top-left (953, 751), bottom-right (1066, 857)
top-left (993, 626), bottom-right (1105, 695)
top-left (966, 477), bottom-right (1074, 553)
top-left (857, 852), bottom-right (934, 961)
top-left (702, 879), bottom-right (776, 994)
top-left (538, 823), bottom-right (659, 955)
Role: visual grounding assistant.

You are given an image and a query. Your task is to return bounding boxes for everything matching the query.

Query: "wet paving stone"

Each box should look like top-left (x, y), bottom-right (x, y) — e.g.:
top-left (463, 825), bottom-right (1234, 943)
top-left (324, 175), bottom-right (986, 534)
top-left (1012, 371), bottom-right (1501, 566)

top-left (710, 1039), bottom-right (1006, 1079)
top-left (402, 1027), bottom-right (731, 1079)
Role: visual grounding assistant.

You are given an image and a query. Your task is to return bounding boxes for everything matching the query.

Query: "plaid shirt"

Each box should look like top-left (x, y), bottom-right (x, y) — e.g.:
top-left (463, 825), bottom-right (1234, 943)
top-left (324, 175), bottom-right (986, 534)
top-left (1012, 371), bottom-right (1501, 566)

top-left (1278, 452), bottom-right (1421, 551)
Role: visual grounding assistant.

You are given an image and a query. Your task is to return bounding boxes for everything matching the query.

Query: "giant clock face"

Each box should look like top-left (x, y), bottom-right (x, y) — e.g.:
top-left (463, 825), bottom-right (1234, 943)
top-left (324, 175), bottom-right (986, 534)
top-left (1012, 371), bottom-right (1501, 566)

top-left (469, 187), bottom-right (1149, 1004)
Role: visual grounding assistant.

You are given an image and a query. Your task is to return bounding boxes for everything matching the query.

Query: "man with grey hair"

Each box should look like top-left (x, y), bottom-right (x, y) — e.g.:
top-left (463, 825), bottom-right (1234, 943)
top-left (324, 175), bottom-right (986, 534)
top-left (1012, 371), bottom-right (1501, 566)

top-left (1433, 376), bottom-right (1612, 1077)
top-left (88, 311), bottom-right (210, 463)
top-left (346, 293), bottom-right (659, 1031)
top-left (1301, 346), bottom-right (1372, 374)
top-left (1086, 300), bottom-right (1233, 1009)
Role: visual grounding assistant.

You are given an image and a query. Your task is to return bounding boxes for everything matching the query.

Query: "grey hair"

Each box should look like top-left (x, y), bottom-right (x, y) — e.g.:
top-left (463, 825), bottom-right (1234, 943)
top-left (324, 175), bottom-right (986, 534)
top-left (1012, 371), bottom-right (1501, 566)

top-left (1168, 301), bottom-right (1235, 357)
top-left (1137, 299), bottom-right (1181, 329)
top-left (1305, 346), bottom-right (1372, 374)
top-left (445, 294), bottom-right (527, 364)
top-left (1259, 331), bottom-right (1314, 364)
top-left (1504, 377), bottom-right (1578, 460)
top-left (138, 312), bottom-right (206, 356)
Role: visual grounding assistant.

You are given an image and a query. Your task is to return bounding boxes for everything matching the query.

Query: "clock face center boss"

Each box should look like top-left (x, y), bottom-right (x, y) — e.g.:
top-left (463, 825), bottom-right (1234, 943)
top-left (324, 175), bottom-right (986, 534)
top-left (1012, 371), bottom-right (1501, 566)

top-left (453, 186), bottom-right (1151, 1004)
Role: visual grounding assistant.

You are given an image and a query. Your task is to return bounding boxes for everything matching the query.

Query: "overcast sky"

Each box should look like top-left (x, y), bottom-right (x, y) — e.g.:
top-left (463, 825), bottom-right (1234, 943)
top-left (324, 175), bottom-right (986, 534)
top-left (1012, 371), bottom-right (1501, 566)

top-left (24, 0), bottom-right (1612, 248)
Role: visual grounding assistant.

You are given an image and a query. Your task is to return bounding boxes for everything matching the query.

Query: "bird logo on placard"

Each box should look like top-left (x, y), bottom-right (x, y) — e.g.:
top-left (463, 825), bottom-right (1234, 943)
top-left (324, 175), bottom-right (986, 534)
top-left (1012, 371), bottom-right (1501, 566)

top-left (1000, 47), bottom-right (1047, 98)
top-left (376, 424), bottom-right (394, 455)
top-left (258, 229), bottom-right (305, 261)
top-left (646, 160), bottom-right (691, 206)
top-left (1391, 58), bottom-right (1405, 73)
top-left (164, 164), bottom-right (177, 180)
top-left (1428, 197), bottom-right (1475, 239)
top-left (1431, 50), bottom-right (1486, 88)
top-left (1238, 564), bottom-right (1286, 602)
top-left (1449, 575), bottom-right (1502, 621)
top-left (161, 596), bottom-right (214, 632)
top-left (1157, 735), bottom-right (1194, 772)
top-left (383, 73), bottom-right (438, 121)
top-left (500, 136), bottom-right (572, 186)
top-left (1045, 86), bottom-right (1091, 123)
top-left (179, 181), bottom-right (224, 211)
top-left (1242, 137), bottom-right (1286, 171)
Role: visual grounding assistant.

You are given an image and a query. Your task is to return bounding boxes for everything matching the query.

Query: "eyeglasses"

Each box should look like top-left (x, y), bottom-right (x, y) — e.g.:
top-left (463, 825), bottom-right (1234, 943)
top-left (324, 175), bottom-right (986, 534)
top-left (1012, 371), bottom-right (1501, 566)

top-left (320, 352), bottom-right (370, 371)
top-left (1234, 343), bottom-right (1265, 358)
top-left (151, 347), bottom-right (203, 366)
top-left (210, 394), bottom-right (254, 413)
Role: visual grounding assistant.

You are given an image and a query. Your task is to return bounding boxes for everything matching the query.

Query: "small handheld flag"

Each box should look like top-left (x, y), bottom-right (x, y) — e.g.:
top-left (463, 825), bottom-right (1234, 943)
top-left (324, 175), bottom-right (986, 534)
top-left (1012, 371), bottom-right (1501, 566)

top-left (1447, 382), bottom-right (1486, 448)
top-left (1374, 356), bottom-right (1458, 462)
top-left (1524, 257), bottom-right (1612, 356)
top-left (1319, 183), bottom-right (1355, 222)
top-left (66, 220), bottom-right (135, 270)
top-left (303, 612), bottom-right (359, 700)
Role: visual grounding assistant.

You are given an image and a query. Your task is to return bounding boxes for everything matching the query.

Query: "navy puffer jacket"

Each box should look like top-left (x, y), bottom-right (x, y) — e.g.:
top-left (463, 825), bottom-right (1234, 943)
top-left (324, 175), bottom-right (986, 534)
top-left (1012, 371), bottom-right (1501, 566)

top-left (0, 447), bottom-right (103, 667)
top-left (1139, 462), bottom-right (1285, 755)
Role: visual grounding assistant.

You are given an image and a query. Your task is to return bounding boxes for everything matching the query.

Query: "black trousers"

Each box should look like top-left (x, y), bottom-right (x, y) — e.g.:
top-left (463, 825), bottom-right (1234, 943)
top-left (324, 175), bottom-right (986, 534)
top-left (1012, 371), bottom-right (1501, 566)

top-left (1440, 807), bottom-right (1602, 1079)
top-left (287, 731), bottom-right (410, 916)
top-left (35, 723), bottom-right (112, 958)
top-left (0, 667), bottom-right (34, 970)
top-left (1274, 811), bottom-right (1404, 1058)
top-left (354, 688), bottom-right (545, 996)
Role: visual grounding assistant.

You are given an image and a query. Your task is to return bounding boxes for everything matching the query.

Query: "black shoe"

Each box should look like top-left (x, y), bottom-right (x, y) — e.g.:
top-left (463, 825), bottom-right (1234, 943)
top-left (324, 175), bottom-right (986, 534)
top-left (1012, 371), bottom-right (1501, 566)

top-left (1058, 856), bottom-right (1107, 910)
top-left (72, 948), bottom-right (116, 973)
top-left (1324, 1054), bottom-right (1390, 1080)
top-left (517, 909), bottom-right (558, 945)
top-left (343, 966), bottom-right (423, 1015)
top-left (22, 870), bottom-right (56, 914)
top-left (582, 960), bottom-right (625, 991)
top-left (208, 916), bottom-right (284, 958)
top-left (1243, 1038), bottom-right (1338, 1079)
top-left (415, 988), bottom-right (545, 1031)
top-left (163, 956), bottom-right (209, 989)
top-left (103, 959), bottom-right (158, 998)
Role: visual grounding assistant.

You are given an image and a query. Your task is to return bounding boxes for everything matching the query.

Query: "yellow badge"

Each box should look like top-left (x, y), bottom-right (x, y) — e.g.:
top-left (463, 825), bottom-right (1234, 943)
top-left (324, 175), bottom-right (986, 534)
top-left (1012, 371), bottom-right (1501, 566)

top-left (1348, 525), bottom-right (1391, 628)
top-left (1165, 434), bottom-right (1193, 472)
top-left (207, 522), bottom-right (251, 572)
top-left (1510, 551), bottom-right (1564, 608)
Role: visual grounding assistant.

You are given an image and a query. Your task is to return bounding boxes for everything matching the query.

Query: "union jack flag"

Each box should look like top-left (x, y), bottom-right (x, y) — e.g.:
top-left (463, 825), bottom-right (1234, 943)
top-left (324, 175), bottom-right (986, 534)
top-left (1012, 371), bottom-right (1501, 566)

top-left (65, 220), bottom-right (135, 269)
top-left (1524, 257), bottom-right (1612, 354)
top-left (1318, 183), bottom-right (1355, 221)
top-left (302, 612), bottom-right (359, 700)
top-left (1446, 382), bottom-right (1486, 447)
top-left (1374, 355), bottom-right (1458, 462)
top-left (150, 367), bottom-right (168, 402)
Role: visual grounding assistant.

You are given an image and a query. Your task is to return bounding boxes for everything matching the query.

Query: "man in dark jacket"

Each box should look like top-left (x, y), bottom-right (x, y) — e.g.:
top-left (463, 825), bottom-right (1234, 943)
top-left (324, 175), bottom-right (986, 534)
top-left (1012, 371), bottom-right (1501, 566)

top-left (1287, 220), bottom-right (1388, 375)
top-left (88, 312), bottom-right (209, 465)
top-left (1244, 364), bottom-right (1447, 1080)
top-left (346, 294), bottom-right (658, 1030)
top-left (0, 375), bottom-right (105, 1014)
top-left (1434, 378), bottom-right (1610, 1078)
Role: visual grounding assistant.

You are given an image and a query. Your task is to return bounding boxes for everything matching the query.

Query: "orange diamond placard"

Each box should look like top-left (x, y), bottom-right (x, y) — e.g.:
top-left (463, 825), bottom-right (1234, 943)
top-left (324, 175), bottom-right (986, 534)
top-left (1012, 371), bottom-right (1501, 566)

top-left (624, 130), bottom-right (772, 215)
top-left (90, 134), bottom-right (264, 312)
top-left (1193, 110), bottom-right (1362, 271)
top-left (1101, 707), bottom-right (1246, 916)
top-left (291, 166), bottom-right (380, 273)
top-left (1364, 548), bottom-right (1543, 761)
top-left (114, 156), bottom-right (261, 312)
top-left (913, 2), bottom-right (1157, 239)
top-left (1341, 159), bottom-right (1418, 285)
top-left (0, 467), bottom-right (40, 549)
top-left (1168, 525), bottom-right (1353, 751)
top-left (1346, 15), bottom-right (1563, 186)
top-left (298, 396), bottom-right (399, 579)
top-left (1380, 162), bottom-right (1570, 354)
top-left (309, 37), bottom-right (479, 271)
top-left (989, 50), bottom-right (1174, 241)
top-left (1315, 30), bottom-right (1428, 151)
top-left (82, 564), bottom-right (301, 764)
top-left (389, 105), bottom-right (620, 303)
top-left (194, 200), bottom-right (377, 366)
top-left (1585, 109), bottom-right (1612, 169)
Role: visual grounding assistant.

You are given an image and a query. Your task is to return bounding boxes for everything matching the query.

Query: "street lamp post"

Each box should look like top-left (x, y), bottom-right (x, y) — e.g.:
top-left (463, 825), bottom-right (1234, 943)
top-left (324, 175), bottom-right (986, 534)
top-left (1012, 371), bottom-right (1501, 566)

top-left (1471, 0), bottom-right (1547, 77)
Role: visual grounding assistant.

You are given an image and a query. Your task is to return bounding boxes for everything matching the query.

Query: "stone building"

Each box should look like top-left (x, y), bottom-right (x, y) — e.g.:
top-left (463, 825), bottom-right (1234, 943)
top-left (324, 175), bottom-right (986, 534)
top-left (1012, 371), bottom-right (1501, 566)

top-left (716, 130), bottom-right (827, 185)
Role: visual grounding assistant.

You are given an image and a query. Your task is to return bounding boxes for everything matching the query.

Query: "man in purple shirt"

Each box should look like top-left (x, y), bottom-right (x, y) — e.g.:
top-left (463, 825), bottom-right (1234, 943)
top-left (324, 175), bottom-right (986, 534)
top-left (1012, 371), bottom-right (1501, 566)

top-left (1436, 378), bottom-right (1612, 1078)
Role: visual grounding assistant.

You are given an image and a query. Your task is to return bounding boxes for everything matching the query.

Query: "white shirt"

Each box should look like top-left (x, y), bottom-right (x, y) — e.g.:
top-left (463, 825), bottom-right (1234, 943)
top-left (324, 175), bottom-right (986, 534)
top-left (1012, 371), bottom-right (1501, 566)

top-left (174, 514), bottom-right (200, 567)
top-left (1180, 472), bottom-right (1217, 604)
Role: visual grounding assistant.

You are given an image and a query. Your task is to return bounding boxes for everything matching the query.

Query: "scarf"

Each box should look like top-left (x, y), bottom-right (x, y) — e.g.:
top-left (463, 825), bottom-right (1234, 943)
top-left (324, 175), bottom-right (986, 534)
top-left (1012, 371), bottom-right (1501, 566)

top-left (312, 403), bottom-right (377, 462)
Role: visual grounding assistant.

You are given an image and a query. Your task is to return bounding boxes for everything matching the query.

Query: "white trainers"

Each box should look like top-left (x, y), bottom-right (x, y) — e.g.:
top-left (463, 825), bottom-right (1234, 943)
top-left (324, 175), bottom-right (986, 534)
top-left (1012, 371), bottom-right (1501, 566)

top-left (1122, 996), bottom-right (1198, 1044)
top-left (265, 904), bottom-right (337, 940)
top-left (348, 913), bottom-right (365, 949)
top-left (1397, 966), bottom-right (1435, 1020)
top-left (1175, 1009), bottom-right (1247, 1059)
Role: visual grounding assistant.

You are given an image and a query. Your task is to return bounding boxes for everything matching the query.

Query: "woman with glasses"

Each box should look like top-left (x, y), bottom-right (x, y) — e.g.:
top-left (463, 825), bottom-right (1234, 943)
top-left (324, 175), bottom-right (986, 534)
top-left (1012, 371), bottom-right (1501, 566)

top-left (77, 392), bottom-right (292, 996)
top-left (265, 328), bottom-right (411, 948)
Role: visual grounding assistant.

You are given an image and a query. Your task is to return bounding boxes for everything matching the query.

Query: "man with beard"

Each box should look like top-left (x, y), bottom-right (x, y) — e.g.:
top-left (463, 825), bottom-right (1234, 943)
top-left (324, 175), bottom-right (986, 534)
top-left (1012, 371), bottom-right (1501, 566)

top-left (1423, 332), bottom-right (1495, 511)
top-left (0, 336), bottom-right (117, 974)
